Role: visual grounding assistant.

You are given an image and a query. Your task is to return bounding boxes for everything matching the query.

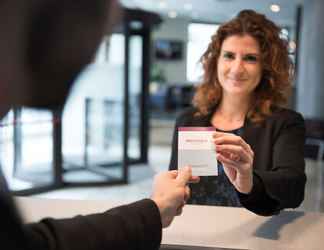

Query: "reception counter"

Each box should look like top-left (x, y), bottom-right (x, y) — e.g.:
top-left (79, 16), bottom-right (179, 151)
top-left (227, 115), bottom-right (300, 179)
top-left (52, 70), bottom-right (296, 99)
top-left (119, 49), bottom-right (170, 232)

top-left (16, 197), bottom-right (324, 250)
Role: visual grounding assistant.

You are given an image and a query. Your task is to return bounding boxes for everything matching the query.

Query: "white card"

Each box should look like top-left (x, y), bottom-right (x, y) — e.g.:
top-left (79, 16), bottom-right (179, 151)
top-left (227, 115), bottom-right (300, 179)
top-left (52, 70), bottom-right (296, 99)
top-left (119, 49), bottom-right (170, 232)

top-left (178, 127), bottom-right (218, 176)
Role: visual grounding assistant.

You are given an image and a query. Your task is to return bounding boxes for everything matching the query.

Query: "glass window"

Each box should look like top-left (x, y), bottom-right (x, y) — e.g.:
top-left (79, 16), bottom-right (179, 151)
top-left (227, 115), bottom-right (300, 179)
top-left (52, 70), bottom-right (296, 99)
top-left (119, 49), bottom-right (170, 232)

top-left (187, 23), bottom-right (219, 83)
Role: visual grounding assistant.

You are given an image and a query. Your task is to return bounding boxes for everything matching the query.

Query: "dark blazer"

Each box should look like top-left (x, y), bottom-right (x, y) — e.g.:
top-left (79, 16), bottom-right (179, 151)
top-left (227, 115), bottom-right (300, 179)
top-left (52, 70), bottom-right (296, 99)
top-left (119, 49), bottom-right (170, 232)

top-left (0, 173), bottom-right (161, 250)
top-left (169, 107), bottom-right (306, 216)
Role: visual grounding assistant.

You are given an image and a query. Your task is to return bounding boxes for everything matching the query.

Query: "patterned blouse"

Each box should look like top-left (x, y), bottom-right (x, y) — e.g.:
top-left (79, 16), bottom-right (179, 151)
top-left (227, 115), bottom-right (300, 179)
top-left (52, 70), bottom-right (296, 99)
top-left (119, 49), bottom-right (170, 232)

top-left (187, 127), bottom-right (243, 207)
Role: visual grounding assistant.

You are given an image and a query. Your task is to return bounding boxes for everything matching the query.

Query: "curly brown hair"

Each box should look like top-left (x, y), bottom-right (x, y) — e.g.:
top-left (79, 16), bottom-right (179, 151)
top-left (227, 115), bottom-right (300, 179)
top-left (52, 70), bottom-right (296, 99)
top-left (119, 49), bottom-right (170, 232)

top-left (192, 9), bottom-right (293, 123)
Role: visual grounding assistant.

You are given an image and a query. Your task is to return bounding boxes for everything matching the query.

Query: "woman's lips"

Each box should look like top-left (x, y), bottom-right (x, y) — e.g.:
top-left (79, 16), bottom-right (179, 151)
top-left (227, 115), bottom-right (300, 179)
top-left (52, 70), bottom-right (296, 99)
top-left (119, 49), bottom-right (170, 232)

top-left (228, 78), bottom-right (246, 85)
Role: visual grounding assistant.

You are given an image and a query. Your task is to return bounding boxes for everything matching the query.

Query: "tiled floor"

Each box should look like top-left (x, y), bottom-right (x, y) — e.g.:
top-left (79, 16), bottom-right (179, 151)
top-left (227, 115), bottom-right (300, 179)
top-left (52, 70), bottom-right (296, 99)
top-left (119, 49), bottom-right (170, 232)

top-left (35, 144), bottom-right (324, 213)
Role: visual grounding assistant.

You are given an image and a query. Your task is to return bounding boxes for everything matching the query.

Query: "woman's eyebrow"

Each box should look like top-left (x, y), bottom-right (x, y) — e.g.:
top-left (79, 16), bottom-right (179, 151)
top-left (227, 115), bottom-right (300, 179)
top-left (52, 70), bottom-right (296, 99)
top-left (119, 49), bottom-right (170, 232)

top-left (245, 52), bottom-right (260, 56)
top-left (221, 50), bottom-right (234, 54)
top-left (221, 49), bottom-right (259, 55)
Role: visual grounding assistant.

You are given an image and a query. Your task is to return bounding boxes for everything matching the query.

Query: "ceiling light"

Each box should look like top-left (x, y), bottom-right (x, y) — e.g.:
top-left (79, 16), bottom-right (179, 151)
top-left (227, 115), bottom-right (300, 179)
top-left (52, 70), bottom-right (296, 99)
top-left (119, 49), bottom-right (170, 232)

top-left (158, 1), bottom-right (167, 9)
top-left (270, 4), bottom-right (280, 12)
top-left (168, 10), bottom-right (178, 19)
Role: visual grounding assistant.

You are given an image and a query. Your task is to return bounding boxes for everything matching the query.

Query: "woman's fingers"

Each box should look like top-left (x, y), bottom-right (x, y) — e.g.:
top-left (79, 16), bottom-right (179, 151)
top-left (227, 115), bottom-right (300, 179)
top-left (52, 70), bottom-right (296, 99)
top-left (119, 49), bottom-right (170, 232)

top-left (217, 152), bottom-right (241, 167)
top-left (213, 132), bottom-right (253, 156)
top-left (215, 144), bottom-right (251, 162)
top-left (217, 151), bottom-right (253, 187)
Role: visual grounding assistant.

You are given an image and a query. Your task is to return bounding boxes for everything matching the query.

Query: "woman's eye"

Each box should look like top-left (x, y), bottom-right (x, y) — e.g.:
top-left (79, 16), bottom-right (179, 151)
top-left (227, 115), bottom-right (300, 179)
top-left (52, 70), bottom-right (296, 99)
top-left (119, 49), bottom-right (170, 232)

top-left (244, 55), bottom-right (258, 62)
top-left (223, 52), bottom-right (234, 59)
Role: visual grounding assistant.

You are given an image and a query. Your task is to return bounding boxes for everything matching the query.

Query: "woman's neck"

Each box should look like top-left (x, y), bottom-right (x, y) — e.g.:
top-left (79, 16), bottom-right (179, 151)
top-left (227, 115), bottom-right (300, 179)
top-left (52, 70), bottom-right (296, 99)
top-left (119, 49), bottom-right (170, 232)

top-left (211, 94), bottom-right (251, 131)
top-left (217, 94), bottom-right (251, 121)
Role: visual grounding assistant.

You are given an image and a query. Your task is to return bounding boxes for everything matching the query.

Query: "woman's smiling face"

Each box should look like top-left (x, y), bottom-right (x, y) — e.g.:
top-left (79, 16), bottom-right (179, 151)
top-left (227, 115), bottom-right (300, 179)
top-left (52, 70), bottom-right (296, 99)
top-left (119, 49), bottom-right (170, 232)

top-left (217, 34), bottom-right (262, 99)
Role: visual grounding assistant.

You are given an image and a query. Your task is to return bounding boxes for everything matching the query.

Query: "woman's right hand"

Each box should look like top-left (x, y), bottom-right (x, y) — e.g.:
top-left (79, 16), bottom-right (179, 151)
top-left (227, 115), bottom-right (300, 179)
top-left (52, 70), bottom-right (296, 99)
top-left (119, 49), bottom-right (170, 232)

top-left (213, 132), bottom-right (254, 194)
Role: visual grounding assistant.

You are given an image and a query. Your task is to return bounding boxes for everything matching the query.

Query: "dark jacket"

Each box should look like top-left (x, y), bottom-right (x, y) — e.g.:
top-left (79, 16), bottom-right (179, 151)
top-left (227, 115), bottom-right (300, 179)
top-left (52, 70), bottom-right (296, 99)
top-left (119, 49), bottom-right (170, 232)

top-left (169, 107), bottom-right (306, 216)
top-left (0, 173), bottom-right (161, 250)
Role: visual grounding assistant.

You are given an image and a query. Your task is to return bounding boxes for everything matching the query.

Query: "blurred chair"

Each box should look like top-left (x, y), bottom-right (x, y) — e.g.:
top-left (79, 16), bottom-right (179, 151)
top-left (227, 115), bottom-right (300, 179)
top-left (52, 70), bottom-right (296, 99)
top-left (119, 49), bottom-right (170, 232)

top-left (305, 119), bottom-right (324, 161)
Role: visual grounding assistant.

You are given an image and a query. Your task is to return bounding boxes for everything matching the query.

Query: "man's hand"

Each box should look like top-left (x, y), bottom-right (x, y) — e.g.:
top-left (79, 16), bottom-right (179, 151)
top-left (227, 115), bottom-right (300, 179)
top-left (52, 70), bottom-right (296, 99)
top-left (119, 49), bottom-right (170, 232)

top-left (151, 166), bottom-right (199, 228)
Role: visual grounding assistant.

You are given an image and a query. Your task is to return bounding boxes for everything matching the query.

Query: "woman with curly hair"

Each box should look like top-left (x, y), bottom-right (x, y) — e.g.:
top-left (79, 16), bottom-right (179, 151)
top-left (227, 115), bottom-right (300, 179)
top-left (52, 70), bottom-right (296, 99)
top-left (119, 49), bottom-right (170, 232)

top-left (169, 9), bottom-right (306, 216)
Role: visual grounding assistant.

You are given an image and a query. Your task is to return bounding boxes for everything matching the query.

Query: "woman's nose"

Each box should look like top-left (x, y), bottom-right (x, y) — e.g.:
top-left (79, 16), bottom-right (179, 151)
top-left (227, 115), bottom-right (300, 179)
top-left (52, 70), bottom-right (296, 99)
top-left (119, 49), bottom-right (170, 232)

top-left (230, 58), bottom-right (245, 75)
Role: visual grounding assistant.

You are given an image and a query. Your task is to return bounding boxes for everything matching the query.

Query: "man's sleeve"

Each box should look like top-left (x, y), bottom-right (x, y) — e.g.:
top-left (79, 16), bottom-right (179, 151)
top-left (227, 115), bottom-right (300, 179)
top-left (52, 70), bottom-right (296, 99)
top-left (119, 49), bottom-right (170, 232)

top-left (24, 199), bottom-right (162, 250)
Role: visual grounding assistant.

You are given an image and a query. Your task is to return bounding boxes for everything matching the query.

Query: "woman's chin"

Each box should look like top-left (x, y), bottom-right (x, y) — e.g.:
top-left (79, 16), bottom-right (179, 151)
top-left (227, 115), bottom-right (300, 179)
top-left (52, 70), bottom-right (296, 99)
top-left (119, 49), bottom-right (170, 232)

top-left (224, 88), bottom-right (249, 97)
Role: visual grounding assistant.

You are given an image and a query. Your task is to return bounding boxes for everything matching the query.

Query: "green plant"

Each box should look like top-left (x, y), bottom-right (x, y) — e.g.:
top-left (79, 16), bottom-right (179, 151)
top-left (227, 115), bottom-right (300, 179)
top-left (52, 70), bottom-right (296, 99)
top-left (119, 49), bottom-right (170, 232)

top-left (150, 65), bottom-right (166, 83)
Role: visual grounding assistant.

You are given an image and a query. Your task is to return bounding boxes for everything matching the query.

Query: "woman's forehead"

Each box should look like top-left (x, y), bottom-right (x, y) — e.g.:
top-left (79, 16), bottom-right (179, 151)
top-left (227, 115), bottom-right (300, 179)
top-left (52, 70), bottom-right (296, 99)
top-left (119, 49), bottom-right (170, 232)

top-left (221, 34), bottom-right (260, 54)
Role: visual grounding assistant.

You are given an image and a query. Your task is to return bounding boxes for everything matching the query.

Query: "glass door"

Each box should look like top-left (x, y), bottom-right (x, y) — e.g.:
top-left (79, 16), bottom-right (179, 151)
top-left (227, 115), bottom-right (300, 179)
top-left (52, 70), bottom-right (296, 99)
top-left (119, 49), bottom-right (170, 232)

top-left (0, 108), bottom-right (57, 193)
top-left (62, 33), bottom-right (128, 185)
top-left (126, 20), bottom-right (151, 164)
top-left (128, 35), bottom-right (143, 161)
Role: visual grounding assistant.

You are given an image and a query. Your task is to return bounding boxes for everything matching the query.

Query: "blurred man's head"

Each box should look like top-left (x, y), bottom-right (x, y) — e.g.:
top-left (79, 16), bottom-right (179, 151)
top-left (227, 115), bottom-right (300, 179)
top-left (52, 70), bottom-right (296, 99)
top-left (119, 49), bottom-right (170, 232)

top-left (0, 0), bottom-right (119, 116)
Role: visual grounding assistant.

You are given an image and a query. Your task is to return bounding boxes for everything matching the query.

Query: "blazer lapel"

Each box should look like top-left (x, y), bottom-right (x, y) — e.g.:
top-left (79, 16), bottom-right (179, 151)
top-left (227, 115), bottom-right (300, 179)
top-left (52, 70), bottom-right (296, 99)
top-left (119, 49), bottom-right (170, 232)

top-left (242, 119), bottom-right (263, 151)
